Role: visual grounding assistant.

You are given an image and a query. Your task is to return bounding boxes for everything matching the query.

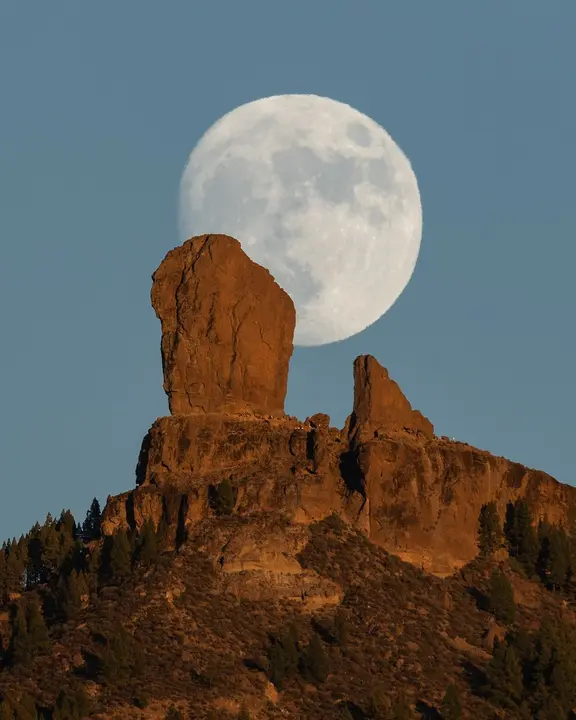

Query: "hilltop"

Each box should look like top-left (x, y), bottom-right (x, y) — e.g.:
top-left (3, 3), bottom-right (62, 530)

top-left (1, 234), bottom-right (576, 719)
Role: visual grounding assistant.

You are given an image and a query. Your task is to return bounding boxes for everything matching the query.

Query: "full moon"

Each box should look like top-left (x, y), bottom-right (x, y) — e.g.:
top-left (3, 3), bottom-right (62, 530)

top-left (179, 94), bottom-right (422, 346)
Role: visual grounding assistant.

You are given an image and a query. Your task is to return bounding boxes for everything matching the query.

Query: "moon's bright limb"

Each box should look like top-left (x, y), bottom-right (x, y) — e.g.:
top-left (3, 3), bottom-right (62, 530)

top-left (179, 94), bottom-right (422, 346)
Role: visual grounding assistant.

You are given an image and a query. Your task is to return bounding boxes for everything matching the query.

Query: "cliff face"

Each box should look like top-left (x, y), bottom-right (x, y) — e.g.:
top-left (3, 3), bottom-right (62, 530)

top-left (102, 235), bottom-right (576, 576)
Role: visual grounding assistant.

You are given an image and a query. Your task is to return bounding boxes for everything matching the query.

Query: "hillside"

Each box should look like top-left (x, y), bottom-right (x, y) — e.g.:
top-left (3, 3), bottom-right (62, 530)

top-left (1, 234), bottom-right (576, 719)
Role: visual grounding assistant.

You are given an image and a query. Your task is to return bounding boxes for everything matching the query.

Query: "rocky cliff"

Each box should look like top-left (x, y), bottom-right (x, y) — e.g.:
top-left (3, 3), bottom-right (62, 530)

top-left (151, 233), bottom-right (295, 416)
top-left (102, 234), bottom-right (576, 576)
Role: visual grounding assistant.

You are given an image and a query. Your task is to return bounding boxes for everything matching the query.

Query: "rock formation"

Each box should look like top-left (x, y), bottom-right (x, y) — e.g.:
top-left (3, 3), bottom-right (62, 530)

top-left (349, 354), bottom-right (434, 442)
top-left (102, 233), bottom-right (576, 578)
top-left (151, 233), bottom-right (295, 416)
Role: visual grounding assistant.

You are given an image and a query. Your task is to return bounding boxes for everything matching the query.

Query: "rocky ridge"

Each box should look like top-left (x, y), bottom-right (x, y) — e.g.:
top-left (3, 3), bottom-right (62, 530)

top-left (103, 234), bottom-right (576, 578)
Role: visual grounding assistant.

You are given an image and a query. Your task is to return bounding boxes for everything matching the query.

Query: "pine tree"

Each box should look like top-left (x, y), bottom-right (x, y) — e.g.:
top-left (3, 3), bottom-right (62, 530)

top-left (58, 510), bottom-right (76, 539)
top-left (303, 633), bottom-right (329, 683)
top-left (546, 528), bottom-right (570, 589)
top-left (26, 536), bottom-right (43, 588)
top-left (60, 570), bottom-right (89, 618)
top-left (137, 519), bottom-right (158, 567)
top-left (8, 599), bottom-right (50, 665)
top-left (488, 569), bottom-right (516, 624)
top-left (109, 529), bottom-right (132, 580)
top-left (11, 603), bottom-right (30, 664)
top-left (85, 544), bottom-right (101, 592)
top-left (485, 640), bottom-right (524, 708)
top-left (82, 498), bottom-right (102, 540)
top-left (281, 624), bottom-right (300, 676)
top-left (505, 500), bottom-right (539, 573)
top-left (40, 522), bottom-right (61, 580)
top-left (52, 685), bottom-right (90, 720)
top-left (26, 600), bottom-right (50, 655)
top-left (478, 502), bottom-right (502, 557)
top-left (441, 684), bottom-right (462, 719)
top-left (265, 626), bottom-right (300, 690)
top-left (5, 542), bottom-right (26, 596)
top-left (268, 641), bottom-right (287, 690)
top-left (101, 625), bottom-right (132, 681)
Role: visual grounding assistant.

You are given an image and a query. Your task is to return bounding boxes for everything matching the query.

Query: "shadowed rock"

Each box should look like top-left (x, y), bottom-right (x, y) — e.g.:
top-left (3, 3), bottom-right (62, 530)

top-left (151, 234), bottom-right (296, 416)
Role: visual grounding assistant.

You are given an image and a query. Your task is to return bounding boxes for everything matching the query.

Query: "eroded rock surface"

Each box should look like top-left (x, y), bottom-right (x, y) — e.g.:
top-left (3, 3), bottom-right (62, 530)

top-left (152, 234), bottom-right (295, 416)
top-left (101, 234), bottom-right (576, 578)
top-left (350, 354), bottom-right (434, 442)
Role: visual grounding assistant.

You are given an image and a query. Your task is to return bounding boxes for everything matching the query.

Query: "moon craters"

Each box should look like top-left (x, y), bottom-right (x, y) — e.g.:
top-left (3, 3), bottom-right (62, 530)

top-left (179, 94), bottom-right (422, 346)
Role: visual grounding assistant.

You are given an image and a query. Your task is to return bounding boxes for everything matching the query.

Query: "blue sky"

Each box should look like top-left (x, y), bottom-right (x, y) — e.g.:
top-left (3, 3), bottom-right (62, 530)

top-left (1, 2), bottom-right (575, 538)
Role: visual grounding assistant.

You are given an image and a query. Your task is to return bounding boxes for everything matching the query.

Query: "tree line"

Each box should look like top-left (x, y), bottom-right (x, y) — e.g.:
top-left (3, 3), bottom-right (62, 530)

top-left (478, 499), bottom-right (576, 718)
top-left (478, 498), bottom-right (576, 589)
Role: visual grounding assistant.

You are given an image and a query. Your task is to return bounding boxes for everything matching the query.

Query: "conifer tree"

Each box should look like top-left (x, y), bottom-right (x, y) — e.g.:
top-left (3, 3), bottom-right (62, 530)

top-left (58, 510), bottom-right (76, 539)
top-left (26, 536), bottom-right (43, 588)
top-left (441, 684), bottom-right (462, 720)
top-left (485, 640), bottom-right (523, 708)
top-left (85, 543), bottom-right (101, 592)
top-left (11, 603), bottom-right (30, 664)
top-left (52, 685), bottom-right (90, 720)
top-left (478, 502), bottom-right (502, 557)
top-left (82, 498), bottom-right (102, 540)
top-left (281, 624), bottom-right (300, 676)
top-left (505, 500), bottom-right (539, 573)
top-left (27, 599), bottom-right (50, 653)
top-left (40, 522), bottom-right (61, 579)
top-left (109, 529), bottom-right (132, 580)
top-left (5, 542), bottom-right (26, 596)
top-left (268, 641), bottom-right (287, 690)
top-left (267, 625), bottom-right (301, 690)
top-left (9, 598), bottom-right (50, 665)
top-left (60, 570), bottom-right (89, 618)
top-left (546, 528), bottom-right (570, 589)
top-left (137, 519), bottom-right (158, 567)
top-left (488, 569), bottom-right (516, 624)
top-left (303, 633), bottom-right (329, 683)
top-left (101, 624), bottom-right (132, 681)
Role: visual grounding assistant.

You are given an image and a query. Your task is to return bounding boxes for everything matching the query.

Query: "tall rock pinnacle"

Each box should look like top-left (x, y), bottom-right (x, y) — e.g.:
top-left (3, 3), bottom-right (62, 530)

top-left (151, 234), bottom-right (296, 416)
top-left (350, 354), bottom-right (434, 440)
